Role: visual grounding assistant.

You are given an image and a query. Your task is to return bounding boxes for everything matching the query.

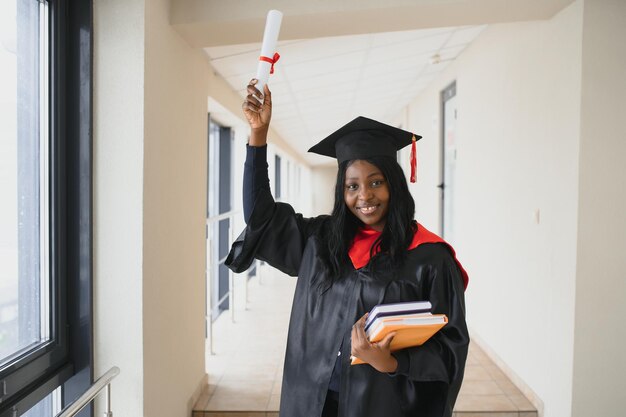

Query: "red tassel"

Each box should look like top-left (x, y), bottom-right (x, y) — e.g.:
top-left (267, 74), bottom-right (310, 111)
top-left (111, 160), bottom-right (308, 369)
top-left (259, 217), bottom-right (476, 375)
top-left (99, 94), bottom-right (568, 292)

top-left (410, 135), bottom-right (417, 183)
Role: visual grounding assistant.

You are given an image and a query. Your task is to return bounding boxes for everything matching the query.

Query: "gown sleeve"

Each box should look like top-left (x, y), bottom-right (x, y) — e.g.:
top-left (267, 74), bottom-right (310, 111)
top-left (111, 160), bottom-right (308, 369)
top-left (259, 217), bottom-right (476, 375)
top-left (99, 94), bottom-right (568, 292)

top-left (389, 244), bottom-right (469, 402)
top-left (242, 144), bottom-right (267, 223)
top-left (225, 144), bottom-right (327, 276)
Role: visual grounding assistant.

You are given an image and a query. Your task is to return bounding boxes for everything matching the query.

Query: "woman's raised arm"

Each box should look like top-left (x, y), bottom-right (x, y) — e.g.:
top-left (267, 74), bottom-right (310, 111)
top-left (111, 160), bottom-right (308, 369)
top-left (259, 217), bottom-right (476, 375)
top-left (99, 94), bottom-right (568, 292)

top-left (242, 79), bottom-right (272, 223)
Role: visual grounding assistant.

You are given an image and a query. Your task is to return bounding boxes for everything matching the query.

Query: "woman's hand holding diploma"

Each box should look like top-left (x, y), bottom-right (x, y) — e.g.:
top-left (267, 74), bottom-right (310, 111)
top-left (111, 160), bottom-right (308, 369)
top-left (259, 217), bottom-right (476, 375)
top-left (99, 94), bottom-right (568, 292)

top-left (351, 313), bottom-right (399, 373)
top-left (242, 79), bottom-right (272, 146)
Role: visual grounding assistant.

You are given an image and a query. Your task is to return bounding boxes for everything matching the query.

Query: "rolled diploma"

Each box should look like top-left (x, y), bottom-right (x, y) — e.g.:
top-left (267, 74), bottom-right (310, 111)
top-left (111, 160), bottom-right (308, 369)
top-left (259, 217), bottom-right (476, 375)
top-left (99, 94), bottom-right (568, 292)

top-left (255, 10), bottom-right (283, 96)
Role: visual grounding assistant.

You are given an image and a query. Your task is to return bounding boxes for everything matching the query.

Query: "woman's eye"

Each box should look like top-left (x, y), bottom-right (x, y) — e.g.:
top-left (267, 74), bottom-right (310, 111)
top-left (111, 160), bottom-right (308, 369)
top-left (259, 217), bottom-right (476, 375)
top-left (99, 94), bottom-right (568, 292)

top-left (346, 184), bottom-right (358, 191)
top-left (371, 180), bottom-right (384, 187)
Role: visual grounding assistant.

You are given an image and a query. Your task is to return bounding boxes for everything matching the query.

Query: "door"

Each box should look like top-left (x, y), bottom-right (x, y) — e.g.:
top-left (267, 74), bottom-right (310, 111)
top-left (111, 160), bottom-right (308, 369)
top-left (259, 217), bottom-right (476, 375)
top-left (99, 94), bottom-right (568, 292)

top-left (441, 82), bottom-right (457, 244)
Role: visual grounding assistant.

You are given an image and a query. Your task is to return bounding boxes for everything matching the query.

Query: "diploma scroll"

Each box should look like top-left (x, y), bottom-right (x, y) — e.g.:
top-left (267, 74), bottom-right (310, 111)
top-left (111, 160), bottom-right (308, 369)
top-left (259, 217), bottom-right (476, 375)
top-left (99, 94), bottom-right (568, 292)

top-left (255, 10), bottom-right (283, 96)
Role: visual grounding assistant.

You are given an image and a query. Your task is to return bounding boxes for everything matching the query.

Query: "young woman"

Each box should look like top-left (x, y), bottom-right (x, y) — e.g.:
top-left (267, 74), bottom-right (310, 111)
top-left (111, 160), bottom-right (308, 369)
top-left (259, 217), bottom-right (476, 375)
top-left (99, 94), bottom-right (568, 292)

top-left (226, 80), bottom-right (469, 417)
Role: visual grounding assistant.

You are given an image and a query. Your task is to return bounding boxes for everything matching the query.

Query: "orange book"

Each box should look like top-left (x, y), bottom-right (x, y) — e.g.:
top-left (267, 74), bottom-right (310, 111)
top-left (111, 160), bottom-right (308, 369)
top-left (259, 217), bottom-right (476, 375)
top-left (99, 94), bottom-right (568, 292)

top-left (351, 315), bottom-right (448, 365)
top-left (365, 313), bottom-right (432, 338)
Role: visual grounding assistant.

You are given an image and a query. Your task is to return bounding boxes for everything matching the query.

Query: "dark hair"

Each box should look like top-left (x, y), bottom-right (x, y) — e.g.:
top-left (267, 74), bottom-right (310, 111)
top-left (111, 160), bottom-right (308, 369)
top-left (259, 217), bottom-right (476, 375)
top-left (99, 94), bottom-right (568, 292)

top-left (325, 156), bottom-right (416, 279)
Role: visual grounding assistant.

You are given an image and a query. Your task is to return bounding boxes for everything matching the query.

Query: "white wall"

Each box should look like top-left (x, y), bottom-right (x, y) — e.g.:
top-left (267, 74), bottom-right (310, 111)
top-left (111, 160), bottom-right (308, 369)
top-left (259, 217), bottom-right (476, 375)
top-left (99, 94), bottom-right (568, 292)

top-left (94, 0), bottom-right (209, 415)
top-left (143, 0), bottom-right (210, 414)
top-left (93, 0), bottom-right (145, 415)
top-left (571, 1), bottom-right (626, 416)
top-left (403, 2), bottom-right (583, 416)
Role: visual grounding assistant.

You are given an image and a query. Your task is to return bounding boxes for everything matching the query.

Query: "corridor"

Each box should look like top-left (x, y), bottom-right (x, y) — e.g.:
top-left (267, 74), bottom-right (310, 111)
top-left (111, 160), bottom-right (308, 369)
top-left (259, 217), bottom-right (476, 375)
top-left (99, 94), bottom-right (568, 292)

top-left (193, 265), bottom-right (537, 417)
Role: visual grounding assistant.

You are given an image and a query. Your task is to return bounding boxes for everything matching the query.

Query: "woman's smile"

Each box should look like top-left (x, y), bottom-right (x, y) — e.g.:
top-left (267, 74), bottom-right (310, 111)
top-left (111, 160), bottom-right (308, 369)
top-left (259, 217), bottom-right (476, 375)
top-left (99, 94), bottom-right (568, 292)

top-left (357, 204), bottom-right (380, 214)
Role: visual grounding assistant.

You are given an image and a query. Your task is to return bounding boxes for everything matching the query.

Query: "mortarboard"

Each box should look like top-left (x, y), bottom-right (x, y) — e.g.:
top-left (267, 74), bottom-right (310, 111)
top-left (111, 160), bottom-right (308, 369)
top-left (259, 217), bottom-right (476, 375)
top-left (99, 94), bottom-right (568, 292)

top-left (308, 116), bottom-right (422, 182)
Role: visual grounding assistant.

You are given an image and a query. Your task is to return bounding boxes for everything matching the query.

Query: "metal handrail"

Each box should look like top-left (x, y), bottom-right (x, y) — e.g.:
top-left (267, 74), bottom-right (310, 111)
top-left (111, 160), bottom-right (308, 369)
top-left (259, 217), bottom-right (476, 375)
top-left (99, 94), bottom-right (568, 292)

top-left (56, 367), bottom-right (120, 417)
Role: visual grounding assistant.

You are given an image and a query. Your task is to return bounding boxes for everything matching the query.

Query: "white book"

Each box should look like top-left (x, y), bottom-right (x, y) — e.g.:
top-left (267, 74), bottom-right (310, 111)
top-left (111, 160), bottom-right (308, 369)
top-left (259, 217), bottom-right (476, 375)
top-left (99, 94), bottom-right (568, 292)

top-left (364, 301), bottom-right (432, 332)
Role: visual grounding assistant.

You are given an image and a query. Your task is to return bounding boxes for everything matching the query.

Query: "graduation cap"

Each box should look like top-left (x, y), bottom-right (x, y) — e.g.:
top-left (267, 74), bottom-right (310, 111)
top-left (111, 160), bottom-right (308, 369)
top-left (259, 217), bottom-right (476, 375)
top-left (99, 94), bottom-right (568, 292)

top-left (308, 116), bottom-right (422, 182)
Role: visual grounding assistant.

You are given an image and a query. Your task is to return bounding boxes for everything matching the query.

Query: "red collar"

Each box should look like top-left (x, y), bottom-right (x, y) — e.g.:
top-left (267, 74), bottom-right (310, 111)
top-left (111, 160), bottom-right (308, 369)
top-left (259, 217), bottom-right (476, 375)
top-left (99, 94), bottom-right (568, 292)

top-left (347, 223), bottom-right (469, 289)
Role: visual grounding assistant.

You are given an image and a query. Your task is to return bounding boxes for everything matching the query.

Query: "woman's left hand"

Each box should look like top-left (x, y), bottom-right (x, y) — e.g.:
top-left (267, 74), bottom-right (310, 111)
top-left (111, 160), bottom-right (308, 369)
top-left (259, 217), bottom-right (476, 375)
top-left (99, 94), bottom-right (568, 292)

top-left (351, 313), bottom-right (398, 373)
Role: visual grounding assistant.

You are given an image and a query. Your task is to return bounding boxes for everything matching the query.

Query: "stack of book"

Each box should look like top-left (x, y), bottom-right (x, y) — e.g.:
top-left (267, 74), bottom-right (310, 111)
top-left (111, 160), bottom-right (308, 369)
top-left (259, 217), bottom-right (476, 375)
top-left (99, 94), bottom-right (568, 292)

top-left (351, 301), bottom-right (448, 365)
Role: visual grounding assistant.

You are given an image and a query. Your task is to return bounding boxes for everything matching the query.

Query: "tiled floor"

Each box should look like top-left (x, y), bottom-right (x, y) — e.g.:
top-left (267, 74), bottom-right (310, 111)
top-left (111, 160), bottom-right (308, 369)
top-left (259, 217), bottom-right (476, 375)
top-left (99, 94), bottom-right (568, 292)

top-left (194, 265), bottom-right (537, 417)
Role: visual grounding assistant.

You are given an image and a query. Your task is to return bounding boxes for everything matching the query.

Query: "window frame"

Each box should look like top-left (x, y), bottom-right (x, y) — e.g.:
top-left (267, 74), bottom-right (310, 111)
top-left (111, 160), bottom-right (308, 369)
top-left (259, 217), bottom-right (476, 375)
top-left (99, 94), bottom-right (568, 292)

top-left (0, 0), bottom-right (93, 415)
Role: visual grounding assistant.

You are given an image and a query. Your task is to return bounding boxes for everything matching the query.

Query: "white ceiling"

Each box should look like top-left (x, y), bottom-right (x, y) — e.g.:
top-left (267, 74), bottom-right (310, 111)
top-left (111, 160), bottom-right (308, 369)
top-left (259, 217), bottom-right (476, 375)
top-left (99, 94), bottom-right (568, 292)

top-left (205, 25), bottom-right (486, 166)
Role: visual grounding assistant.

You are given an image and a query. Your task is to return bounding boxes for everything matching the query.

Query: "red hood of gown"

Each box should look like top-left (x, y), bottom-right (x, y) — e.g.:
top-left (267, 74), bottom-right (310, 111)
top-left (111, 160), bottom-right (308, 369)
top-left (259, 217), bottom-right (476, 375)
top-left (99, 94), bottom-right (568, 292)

top-left (348, 222), bottom-right (469, 290)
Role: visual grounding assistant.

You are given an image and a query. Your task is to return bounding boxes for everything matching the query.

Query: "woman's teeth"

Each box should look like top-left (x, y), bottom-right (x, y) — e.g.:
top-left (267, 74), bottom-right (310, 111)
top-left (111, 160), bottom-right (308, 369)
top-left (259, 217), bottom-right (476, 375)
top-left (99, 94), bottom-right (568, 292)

top-left (359, 205), bottom-right (378, 214)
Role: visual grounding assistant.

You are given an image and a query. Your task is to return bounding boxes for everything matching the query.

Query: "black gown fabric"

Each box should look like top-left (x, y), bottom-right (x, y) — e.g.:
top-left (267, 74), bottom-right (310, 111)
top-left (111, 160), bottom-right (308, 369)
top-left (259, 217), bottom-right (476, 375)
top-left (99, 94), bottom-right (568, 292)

top-left (226, 150), bottom-right (469, 417)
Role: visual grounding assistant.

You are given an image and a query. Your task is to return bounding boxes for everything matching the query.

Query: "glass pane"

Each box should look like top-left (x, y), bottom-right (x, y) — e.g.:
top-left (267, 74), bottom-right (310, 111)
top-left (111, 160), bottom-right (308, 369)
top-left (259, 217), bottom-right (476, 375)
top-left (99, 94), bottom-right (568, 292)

top-left (0, 0), bottom-right (50, 367)
top-left (22, 386), bottom-right (62, 417)
top-left (207, 122), bottom-right (219, 218)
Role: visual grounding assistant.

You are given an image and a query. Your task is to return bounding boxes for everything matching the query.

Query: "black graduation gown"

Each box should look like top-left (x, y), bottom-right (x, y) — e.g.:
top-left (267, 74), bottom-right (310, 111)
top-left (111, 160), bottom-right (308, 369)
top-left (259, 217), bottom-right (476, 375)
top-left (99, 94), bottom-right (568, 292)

top-left (226, 187), bottom-right (469, 417)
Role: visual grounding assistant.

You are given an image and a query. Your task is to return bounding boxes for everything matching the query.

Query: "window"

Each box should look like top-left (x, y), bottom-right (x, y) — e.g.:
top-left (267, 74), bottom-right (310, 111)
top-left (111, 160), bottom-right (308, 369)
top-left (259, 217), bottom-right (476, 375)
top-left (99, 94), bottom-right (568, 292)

top-left (21, 389), bottom-right (61, 417)
top-left (207, 119), bottom-right (233, 319)
top-left (0, 0), bottom-right (50, 371)
top-left (0, 0), bottom-right (93, 415)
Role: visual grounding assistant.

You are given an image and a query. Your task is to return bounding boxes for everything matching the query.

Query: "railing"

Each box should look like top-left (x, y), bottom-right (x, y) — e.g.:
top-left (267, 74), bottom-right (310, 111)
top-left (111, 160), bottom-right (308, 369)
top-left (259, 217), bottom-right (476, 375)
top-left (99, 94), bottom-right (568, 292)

top-left (55, 367), bottom-right (120, 417)
top-left (206, 210), bottom-right (258, 355)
